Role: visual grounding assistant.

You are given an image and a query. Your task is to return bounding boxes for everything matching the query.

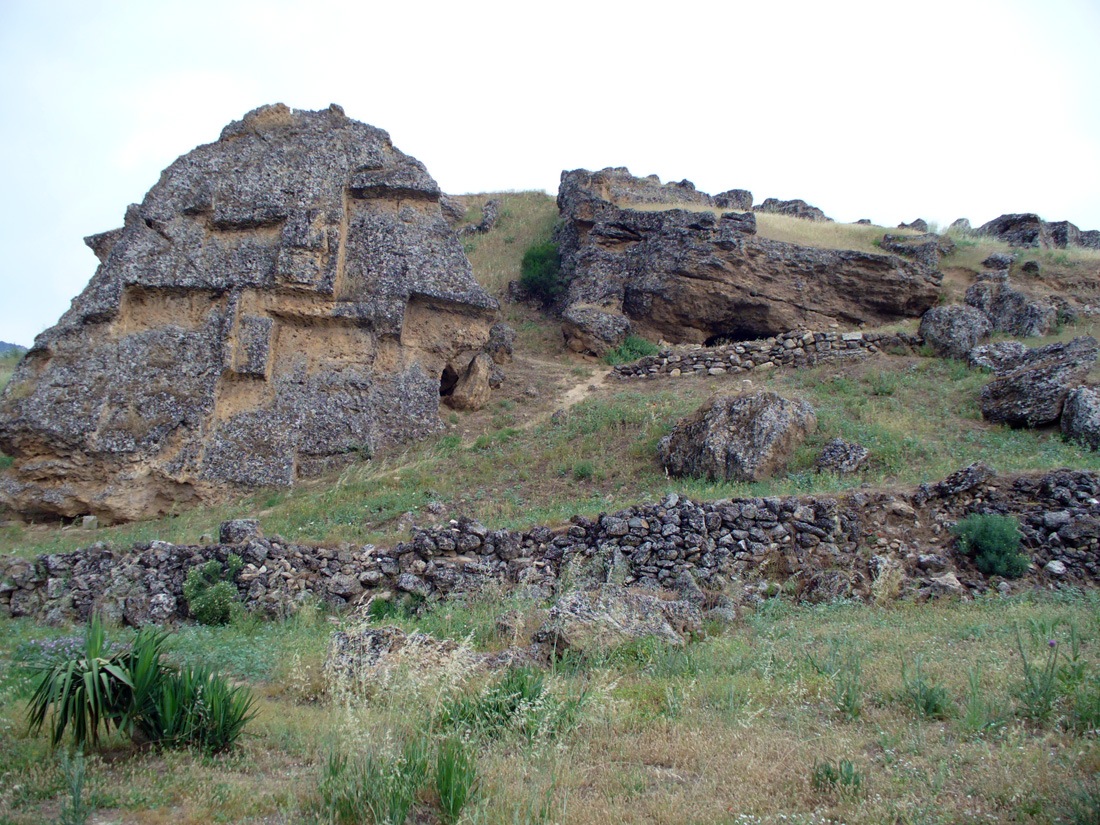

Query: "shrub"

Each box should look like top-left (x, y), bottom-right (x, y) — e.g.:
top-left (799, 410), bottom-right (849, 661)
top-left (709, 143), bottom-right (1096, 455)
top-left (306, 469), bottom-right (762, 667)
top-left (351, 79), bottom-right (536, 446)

top-left (27, 615), bottom-right (255, 754)
top-left (27, 615), bottom-right (167, 749)
top-left (150, 665), bottom-right (257, 754)
top-left (520, 241), bottom-right (563, 305)
top-left (603, 335), bottom-right (661, 365)
top-left (183, 554), bottom-right (244, 625)
top-left (952, 513), bottom-right (1028, 578)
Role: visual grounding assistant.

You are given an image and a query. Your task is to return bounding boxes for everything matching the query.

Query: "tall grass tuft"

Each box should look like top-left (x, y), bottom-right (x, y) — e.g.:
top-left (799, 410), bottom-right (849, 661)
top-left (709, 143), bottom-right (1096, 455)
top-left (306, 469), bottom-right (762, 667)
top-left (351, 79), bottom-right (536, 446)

top-left (900, 656), bottom-right (952, 719)
top-left (435, 736), bottom-right (479, 824)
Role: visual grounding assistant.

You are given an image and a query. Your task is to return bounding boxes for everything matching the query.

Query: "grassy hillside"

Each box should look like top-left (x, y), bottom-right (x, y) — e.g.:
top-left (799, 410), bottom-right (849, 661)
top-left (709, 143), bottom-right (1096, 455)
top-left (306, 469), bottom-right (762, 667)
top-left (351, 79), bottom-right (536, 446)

top-left (2, 197), bottom-right (1100, 823)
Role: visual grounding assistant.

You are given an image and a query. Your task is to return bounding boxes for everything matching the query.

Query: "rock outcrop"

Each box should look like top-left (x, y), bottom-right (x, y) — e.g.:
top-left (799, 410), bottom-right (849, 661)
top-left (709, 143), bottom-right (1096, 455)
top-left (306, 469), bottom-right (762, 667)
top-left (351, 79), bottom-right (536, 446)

top-left (977, 213), bottom-right (1052, 248)
top-left (965, 272), bottom-right (1056, 338)
top-left (0, 104), bottom-right (500, 522)
top-left (980, 337), bottom-right (1099, 427)
top-left (977, 213), bottom-right (1100, 250)
top-left (554, 168), bottom-right (942, 354)
top-left (658, 392), bottom-right (816, 482)
top-left (880, 232), bottom-right (955, 270)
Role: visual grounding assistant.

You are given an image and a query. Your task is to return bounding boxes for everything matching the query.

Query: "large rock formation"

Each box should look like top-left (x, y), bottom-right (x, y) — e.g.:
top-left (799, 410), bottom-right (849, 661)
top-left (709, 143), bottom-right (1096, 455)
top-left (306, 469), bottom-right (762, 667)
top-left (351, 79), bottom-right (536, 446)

top-left (0, 104), bottom-right (499, 522)
top-left (555, 168), bottom-right (942, 354)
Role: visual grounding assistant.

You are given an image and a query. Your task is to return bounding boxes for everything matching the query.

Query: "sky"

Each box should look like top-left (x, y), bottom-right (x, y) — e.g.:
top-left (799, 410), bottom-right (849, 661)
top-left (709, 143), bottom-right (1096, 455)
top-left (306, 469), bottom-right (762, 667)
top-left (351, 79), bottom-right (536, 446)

top-left (1, 0), bottom-right (1098, 347)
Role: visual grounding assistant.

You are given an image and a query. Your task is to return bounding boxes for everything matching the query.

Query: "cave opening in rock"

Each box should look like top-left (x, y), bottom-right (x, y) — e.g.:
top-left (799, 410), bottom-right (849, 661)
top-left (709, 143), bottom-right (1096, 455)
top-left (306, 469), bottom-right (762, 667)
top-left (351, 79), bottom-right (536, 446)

top-left (439, 364), bottom-right (459, 397)
top-left (704, 323), bottom-right (772, 347)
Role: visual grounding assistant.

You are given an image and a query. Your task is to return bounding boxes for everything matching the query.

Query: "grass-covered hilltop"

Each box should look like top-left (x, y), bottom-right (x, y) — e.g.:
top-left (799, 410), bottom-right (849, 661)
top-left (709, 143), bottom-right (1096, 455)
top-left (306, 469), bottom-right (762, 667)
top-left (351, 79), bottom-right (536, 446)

top-left (2, 125), bottom-right (1100, 822)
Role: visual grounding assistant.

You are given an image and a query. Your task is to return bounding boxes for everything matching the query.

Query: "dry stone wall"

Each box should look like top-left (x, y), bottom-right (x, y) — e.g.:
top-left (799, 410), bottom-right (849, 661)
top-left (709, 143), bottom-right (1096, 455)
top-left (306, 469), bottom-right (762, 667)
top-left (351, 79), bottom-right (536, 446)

top-left (613, 329), bottom-right (923, 379)
top-left (2, 467), bottom-right (1097, 627)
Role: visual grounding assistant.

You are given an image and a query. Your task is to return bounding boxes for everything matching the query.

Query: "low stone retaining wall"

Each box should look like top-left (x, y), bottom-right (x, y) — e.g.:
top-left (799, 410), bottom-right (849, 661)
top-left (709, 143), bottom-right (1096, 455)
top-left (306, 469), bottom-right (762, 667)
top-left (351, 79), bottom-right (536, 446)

top-left (1, 467), bottom-right (1096, 626)
top-left (613, 330), bottom-right (923, 379)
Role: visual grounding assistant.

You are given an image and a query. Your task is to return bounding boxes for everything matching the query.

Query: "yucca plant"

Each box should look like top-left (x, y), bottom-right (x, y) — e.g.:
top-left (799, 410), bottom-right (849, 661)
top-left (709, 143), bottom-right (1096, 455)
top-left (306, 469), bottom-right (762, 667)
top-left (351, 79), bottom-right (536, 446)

top-left (27, 615), bottom-right (136, 749)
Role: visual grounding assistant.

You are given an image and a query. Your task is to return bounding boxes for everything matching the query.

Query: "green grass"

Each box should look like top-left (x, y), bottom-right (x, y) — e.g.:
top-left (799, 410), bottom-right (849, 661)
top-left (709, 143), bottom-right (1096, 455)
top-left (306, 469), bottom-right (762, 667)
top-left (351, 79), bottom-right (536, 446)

top-left (457, 191), bottom-right (558, 299)
top-left (1, 591), bottom-right (1097, 823)
top-left (4, 354), bottom-right (1100, 559)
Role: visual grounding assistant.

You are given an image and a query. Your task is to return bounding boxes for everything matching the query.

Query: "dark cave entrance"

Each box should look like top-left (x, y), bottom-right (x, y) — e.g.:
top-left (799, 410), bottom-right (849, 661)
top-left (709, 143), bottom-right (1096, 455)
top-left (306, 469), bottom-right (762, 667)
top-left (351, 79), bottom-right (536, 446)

top-left (704, 322), bottom-right (773, 347)
top-left (439, 364), bottom-right (459, 397)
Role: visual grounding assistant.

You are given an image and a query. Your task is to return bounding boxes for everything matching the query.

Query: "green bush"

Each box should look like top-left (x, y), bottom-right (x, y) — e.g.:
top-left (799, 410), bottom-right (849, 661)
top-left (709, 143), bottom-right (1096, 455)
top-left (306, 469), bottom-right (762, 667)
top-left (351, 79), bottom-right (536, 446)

top-left (952, 513), bottom-right (1028, 578)
top-left (520, 241), bottom-right (563, 305)
top-left (27, 615), bottom-right (255, 754)
top-left (603, 335), bottom-right (661, 365)
top-left (150, 664), bottom-right (257, 754)
top-left (27, 615), bottom-right (167, 749)
top-left (183, 555), bottom-right (243, 625)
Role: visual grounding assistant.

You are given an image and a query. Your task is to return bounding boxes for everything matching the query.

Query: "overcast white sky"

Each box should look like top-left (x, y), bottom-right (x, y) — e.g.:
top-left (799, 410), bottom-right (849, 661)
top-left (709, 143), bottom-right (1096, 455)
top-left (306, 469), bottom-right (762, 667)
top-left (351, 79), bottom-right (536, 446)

top-left (1, 0), bottom-right (1098, 347)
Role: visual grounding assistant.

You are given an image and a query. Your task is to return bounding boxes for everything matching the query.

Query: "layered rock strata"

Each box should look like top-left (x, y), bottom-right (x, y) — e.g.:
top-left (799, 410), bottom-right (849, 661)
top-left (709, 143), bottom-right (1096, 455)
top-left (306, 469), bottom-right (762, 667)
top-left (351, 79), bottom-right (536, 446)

top-left (0, 104), bottom-right (499, 522)
top-left (555, 168), bottom-right (941, 354)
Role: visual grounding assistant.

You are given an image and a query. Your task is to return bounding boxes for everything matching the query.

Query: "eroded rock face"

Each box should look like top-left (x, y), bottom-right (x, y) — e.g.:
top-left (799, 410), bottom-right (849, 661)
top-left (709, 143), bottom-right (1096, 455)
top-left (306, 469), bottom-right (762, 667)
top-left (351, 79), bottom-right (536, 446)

top-left (980, 337), bottom-right (1099, 427)
top-left (555, 168), bottom-right (942, 354)
top-left (658, 391), bottom-right (817, 482)
top-left (0, 104), bottom-right (499, 522)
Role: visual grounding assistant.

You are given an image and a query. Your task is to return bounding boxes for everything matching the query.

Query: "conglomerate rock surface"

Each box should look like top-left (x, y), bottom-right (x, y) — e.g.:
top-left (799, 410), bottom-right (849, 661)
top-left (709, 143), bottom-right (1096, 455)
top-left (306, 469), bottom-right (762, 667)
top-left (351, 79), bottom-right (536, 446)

top-left (554, 168), bottom-right (942, 354)
top-left (0, 104), bottom-right (499, 522)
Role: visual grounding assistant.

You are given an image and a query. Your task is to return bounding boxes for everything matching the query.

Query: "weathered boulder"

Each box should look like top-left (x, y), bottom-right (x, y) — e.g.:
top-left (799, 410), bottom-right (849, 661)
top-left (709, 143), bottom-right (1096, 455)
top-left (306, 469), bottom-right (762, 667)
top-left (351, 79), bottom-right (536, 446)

top-left (965, 276), bottom-right (1056, 337)
top-left (949, 218), bottom-right (972, 234)
top-left (555, 168), bottom-right (941, 352)
top-left (658, 392), bottom-right (817, 482)
top-left (918, 305), bottom-right (992, 359)
top-left (714, 189), bottom-right (753, 210)
top-left (443, 352), bottom-right (494, 411)
top-left (968, 341), bottom-right (1029, 373)
top-left (534, 583), bottom-right (702, 656)
top-left (815, 438), bottom-right (870, 475)
top-left (982, 252), bottom-right (1015, 271)
top-left (1061, 387), bottom-right (1100, 450)
top-left (439, 195), bottom-right (467, 226)
top-left (0, 104), bottom-right (499, 522)
top-left (977, 213), bottom-right (1051, 248)
top-left (1080, 230), bottom-right (1100, 250)
top-left (561, 305), bottom-right (632, 356)
top-left (898, 219), bottom-right (929, 232)
top-left (754, 197), bottom-right (832, 222)
top-left (980, 337), bottom-right (1099, 427)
